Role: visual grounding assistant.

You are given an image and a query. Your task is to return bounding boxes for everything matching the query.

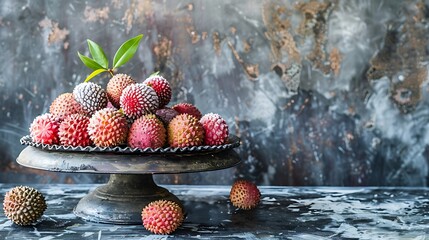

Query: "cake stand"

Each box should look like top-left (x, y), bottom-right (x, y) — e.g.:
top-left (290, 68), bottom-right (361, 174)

top-left (16, 135), bottom-right (241, 225)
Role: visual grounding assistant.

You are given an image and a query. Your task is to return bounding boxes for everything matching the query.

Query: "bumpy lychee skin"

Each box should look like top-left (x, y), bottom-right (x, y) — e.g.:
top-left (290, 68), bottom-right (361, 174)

top-left (141, 200), bottom-right (184, 235)
top-left (30, 113), bottom-right (60, 145)
top-left (167, 113), bottom-right (204, 147)
top-left (3, 186), bottom-right (47, 226)
top-left (107, 73), bottom-right (136, 108)
top-left (143, 75), bottom-right (171, 108)
top-left (49, 93), bottom-right (84, 119)
top-left (155, 107), bottom-right (179, 125)
top-left (229, 180), bottom-right (261, 210)
top-left (128, 114), bottom-right (166, 149)
top-left (58, 114), bottom-right (91, 147)
top-left (73, 82), bottom-right (108, 115)
top-left (200, 113), bottom-right (229, 145)
top-left (172, 103), bottom-right (202, 120)
top-left (120, 83), bottom-right (159, 119)
top-left (88, 108), bottom-right (129, 147)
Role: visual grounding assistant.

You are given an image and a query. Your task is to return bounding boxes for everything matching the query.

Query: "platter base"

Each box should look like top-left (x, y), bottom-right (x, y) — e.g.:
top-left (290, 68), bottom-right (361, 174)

top-left (74, 174), bottom-right (183, 224)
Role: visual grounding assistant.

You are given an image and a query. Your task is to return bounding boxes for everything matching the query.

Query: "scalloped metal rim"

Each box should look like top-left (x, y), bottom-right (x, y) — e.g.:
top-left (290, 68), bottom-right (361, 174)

top-left (20, 135), bottom-right (240, 154)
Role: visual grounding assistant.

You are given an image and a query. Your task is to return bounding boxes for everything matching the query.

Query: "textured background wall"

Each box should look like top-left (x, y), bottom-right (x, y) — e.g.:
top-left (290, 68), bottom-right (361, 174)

top-left (1, 0), bottom-right (429, 186)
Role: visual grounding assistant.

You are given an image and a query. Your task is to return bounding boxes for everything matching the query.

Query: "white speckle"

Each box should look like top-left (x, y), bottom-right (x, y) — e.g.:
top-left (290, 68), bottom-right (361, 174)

top-left (0, 221), bottom-right (12, 231)
top-left (44, 186), bottom-right (65, 195)
top-left (262, 196), bottom-right (277, 202)
top-left (82, 232), bottom-right (94, 237)
top-left (32, 226), bottom-right (41, 237)
top-left (108, 226), bottom-right (119, 232)
top-left (47, 198), bottom-right (63, 205)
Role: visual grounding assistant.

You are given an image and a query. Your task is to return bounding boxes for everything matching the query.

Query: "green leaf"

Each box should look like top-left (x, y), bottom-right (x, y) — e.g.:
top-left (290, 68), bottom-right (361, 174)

top-left (87, 40), bottom-right (109, 69)
top-left (78, 52), bottom-right (105, 70)
top-left (113, 34), bottom-right (143, 69)
top-left (149, 71), bottom-right (160, 77)
top-left (84, 69), bottom-right (108, 82)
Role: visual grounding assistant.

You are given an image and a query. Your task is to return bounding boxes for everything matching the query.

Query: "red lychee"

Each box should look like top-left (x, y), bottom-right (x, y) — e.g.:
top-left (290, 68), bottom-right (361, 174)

top-left (172, 103), bottom-right (202, 120)
top-left (29, 113), bottom-right (60, 145)
top-left (141, 200), bottom-right (184, 235)
top-left (120, 83), bottom-right (159, 119)
top-left (58, 114), bottom-right (91, 147)
top-left (49, 93), bottom-right (84, 119)
top-left (200, 113), bottom-right (229, 145)
top-left (229, 180), bottom-right (261, 210)
top-left (143, 75), bottom-right (172, 108)
top-left (87, 108), bottom-right (129, 147)
top-left (106, 73), bottom-right (136, 108)
top-left (167, 113), bottom-right (204, 148)
top-left (128, 114), bottom-right (166, 149)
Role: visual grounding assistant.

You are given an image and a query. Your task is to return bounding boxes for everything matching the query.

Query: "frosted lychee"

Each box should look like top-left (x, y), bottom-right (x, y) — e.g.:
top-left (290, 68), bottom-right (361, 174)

top-left (229, 180), bottom-right (261, 210)
top-left (30, 113), bottom-right (60, 145)
top-left (58, 114), bottom-right (91, 147)
top-left (143, 75), bottom-right (172, 108)
top-left (141, 200), bottom-right (184, 235)
top-left (73, 82), bottom-right (108, 115)
top-left (167, 113), bottom-right (204, 147)
top-left (106, 73), bottom-right (136, 108)
top-left (128, 114), bottom-right (166, 149)
top-left (172, 103), bottom-right (202, 120)
top-left (49, 93), bottom-right (84, 119)
top-left (120, 83), bottom-right (159, 119)
top-left (200, 113), bottom-right (229, 145)
top-left (87, 108), bottom-right (128, 147)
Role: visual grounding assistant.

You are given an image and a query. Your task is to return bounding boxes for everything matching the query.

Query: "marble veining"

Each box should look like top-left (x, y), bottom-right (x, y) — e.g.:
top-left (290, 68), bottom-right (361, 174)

top-left (1, 184), bottom-right (429, 239)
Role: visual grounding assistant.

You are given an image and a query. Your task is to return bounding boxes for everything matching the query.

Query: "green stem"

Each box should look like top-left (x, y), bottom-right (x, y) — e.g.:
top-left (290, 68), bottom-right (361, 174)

top-left (108, 69), bottom-right (114, 76)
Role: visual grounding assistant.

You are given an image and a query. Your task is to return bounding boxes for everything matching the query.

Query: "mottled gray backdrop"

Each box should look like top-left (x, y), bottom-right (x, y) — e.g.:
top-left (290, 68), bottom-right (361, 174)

top-left (1, 0), bottom-right (429, 186)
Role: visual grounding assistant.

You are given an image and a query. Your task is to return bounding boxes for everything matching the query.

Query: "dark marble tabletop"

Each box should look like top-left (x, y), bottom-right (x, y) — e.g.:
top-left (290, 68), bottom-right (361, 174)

top-left (0, 184), bottom-right (428, 239)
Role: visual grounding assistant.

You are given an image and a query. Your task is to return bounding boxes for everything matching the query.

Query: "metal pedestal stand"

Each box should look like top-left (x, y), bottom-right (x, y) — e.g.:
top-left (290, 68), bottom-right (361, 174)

top-left (17, 138), bottom-right (240, 224)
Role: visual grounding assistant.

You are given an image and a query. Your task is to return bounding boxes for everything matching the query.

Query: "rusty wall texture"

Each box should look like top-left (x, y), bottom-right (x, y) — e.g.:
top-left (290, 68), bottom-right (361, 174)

top-left (1, 0), bottom-right (429, 186)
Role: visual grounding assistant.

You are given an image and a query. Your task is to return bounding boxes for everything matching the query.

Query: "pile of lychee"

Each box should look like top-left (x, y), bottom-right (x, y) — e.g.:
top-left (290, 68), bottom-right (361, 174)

top-left (29, 73), bottom-right (230, 150)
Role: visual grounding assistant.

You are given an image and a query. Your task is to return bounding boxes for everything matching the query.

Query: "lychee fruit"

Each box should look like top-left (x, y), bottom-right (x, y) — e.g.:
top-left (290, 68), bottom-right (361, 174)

top-left (73, 82), bottom-right (108, 115)
top-left (29, 113), bottom-right (60, 145)
top-left (155, 107), bottom-right (179, 125)
top-left (106, 73), bottom-right (136, 108)
top-left (200, 113), bottom-right (229, 145)
top-left (87, 108), bottom-right (129, 147)
top-left (229, 180), bottom-right (261, 210)
top-left (120, 83), bottom-right (159, 119)
top-left (141, 200), bottom-right (184, 235)
top-left (128, 114), bottom-right (166, 149)
top-left (143, 75), bottom-right (171, 108)
top-left (167, 113), bottom-right (204, 148)
top-left (49, 93), bottom-right (84, 119)
top-left (172, 103), bottom-right (202, 120)
top-left (3, 186), bottom-right (47, 226)
top-left (58, 114), bottom-right (92, 147)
